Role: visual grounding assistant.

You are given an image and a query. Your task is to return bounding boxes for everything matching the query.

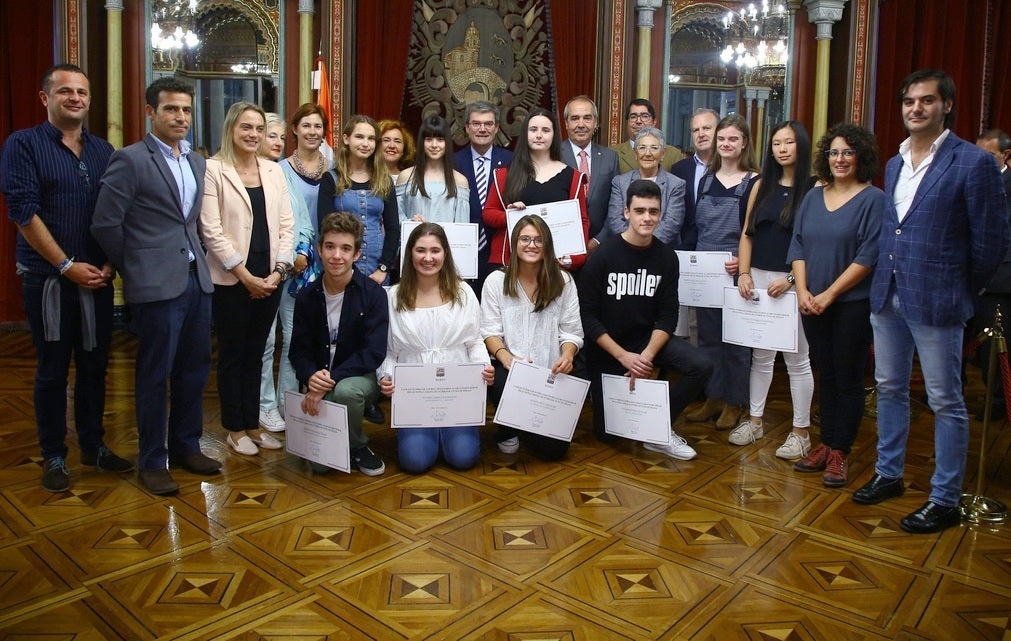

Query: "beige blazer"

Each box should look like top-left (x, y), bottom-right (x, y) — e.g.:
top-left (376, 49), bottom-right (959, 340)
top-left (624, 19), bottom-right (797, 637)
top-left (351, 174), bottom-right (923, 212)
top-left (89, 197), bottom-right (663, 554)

top-left (200, 156), bottom-right (295, 286)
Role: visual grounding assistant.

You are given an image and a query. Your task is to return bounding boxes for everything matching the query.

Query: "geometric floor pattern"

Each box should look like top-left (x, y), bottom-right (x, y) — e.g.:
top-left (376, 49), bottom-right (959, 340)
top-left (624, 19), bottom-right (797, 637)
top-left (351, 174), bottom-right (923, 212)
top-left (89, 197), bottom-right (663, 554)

top-left (0, 328), bottom-right (1009, 639)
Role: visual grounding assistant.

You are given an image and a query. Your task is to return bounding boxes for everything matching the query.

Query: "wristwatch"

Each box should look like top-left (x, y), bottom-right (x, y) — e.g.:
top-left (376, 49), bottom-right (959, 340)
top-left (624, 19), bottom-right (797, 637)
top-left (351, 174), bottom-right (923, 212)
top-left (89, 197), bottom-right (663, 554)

top-left (786, 273), bottom-right (796, 285)
top-left (378, 263), bottom-right (389, 273)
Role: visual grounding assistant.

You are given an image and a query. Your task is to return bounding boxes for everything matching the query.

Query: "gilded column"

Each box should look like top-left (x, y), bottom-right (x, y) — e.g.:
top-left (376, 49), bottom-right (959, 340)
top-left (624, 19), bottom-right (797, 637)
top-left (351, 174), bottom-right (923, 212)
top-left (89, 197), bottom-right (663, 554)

top-left (634, 0), bottom-right (662, 98)
top-left (105, 0), bottom-right (124, 148)
top-left (803, 0), bottom-right (846, 144)
top-left (298, 0), bottom-right (314, 104)
top-left (747, 87), bottom-right (771, 157)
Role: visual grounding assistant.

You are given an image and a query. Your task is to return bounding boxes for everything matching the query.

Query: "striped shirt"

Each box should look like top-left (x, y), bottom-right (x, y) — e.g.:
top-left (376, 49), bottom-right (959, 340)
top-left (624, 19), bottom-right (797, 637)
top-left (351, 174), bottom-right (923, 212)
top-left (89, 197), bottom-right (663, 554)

top-left (1, 120), bottom-right (114, 274)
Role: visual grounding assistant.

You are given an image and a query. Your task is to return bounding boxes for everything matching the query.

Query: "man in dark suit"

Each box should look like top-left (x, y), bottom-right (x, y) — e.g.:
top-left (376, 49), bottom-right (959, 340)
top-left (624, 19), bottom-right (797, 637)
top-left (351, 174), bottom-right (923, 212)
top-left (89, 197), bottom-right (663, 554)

top-left (854, 70), bottom-right (1009, 533)
top-left (560, 95), bottom-right (620, 252)
top-left (92, 77), bottom-right (220, 495)
top-left (453, 100), bottom-right (513, 294)
top-left (610, 98), bottom-right (683, 174)
top-left (669, 108), bottom-right (719, 251)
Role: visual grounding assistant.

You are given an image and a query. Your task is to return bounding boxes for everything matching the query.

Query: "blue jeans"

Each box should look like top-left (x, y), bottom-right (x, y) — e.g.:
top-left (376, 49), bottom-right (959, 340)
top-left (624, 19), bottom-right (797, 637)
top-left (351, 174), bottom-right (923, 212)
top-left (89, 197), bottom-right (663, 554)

top-left (871, 292), bottom-right (968, 507)
top-left (397, 426), bottom-right (481, 473)
top-left (260, 290), bottom-right (299, 415)
top-left (21, 271), bottom-right (113, 460)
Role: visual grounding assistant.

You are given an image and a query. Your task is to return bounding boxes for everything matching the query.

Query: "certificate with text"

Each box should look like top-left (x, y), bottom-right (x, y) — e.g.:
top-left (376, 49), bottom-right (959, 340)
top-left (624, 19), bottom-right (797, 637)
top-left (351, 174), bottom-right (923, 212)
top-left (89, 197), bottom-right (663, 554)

top-left (675, 251), bottom-right (734, 308)
top-left (722, 288), bottom-right (799, 353)
top-left (400, 221), bottom-right (479, 280)
top-left (492, 361), bottom-right (590, 442)
top-left (283, 390), bottom-right (351, 472)
top-left (391, 363), bottom-right (488, 428)
top-left (601, 374), bottom-right (671, 445)
top-left (506, 198), bottom-right (586, 257)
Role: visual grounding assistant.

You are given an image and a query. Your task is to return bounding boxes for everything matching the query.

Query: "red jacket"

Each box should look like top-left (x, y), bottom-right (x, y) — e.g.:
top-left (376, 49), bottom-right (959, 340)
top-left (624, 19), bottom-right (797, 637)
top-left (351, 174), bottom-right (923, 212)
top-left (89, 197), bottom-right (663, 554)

top-left (482, 166), bottom-right (589, 268)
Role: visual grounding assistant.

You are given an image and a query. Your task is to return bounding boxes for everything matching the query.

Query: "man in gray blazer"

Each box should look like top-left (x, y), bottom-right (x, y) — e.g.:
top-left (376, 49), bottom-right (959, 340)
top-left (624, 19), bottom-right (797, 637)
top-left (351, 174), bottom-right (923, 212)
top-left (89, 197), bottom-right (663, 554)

top-left (560, 95), bottom-right (620, 253)
top-left (92, 77), bottom-right (219, 495)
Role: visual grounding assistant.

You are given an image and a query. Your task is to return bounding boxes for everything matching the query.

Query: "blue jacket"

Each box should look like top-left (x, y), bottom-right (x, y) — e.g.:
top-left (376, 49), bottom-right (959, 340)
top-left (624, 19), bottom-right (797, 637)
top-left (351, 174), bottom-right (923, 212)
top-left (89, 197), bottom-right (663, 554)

top-left (289, 270), bottom-right (389, 386)
top-left (871, 132), bottom-right (1010, 326)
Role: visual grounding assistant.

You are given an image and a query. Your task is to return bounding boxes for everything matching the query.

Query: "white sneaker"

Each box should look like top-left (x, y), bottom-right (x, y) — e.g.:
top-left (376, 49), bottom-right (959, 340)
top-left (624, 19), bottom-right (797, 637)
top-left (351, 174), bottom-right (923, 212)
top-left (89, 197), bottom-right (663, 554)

top-left (497, 437), bottom-right (520, 454)
top-left (259, 408), bottom-right (286, 432)
top-left (728, 420), bottom-right (763, 446)
top-left (776, 431), bottom-right (811, 460)
top-left (643, 432), bottom-right (697, 460)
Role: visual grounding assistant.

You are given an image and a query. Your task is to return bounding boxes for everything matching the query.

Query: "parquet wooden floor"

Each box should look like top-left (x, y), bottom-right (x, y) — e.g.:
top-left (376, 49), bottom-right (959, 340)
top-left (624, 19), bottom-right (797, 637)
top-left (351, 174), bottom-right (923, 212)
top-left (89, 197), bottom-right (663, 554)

top-left (0, 327), bottom-right (1009, 640)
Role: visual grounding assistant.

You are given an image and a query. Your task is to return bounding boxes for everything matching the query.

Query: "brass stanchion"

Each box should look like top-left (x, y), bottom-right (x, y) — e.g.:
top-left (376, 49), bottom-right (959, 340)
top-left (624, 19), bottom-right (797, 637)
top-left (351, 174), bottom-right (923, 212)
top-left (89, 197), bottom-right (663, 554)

top-left (959, 306), bottom-right (1008, 524)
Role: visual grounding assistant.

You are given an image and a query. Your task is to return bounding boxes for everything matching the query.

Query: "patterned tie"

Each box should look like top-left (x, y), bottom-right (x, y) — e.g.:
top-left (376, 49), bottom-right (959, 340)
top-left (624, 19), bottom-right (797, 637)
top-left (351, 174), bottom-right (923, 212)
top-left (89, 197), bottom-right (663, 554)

top-left (475, 155), bottom-right (489, 251)
top-left (578, 149), bottom-right (590, 195)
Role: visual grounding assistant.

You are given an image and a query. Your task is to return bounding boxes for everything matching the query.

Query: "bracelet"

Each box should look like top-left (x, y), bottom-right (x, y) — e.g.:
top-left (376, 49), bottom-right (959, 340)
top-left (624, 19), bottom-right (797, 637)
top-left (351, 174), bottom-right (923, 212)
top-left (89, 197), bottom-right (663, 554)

top-left (57, 256), bottom-right (74, 274)
top-left (494, 347), bottom-right (507, 358)
top-left (739, 271), bottom-right (750, 277)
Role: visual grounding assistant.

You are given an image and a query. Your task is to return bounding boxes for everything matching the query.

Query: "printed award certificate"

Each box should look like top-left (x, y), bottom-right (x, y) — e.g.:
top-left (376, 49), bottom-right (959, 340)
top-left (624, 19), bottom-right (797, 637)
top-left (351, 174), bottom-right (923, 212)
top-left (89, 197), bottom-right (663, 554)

top-left (674, 250), bottom-right (734, 308)
top-left (400, 221), bottom-right (479, 280)
top-left (492, 361), bottom-right (590, 441)
top-left (391, 363), bottom-right (488, 428)
top-left (600, 374), bottom-right (671, 444)
top-left (283, 390), bottom-right (351, 472)
top-left (722, 287), bottom-right (799, 353)
top-left (506, 198), bottom-right (586, 257)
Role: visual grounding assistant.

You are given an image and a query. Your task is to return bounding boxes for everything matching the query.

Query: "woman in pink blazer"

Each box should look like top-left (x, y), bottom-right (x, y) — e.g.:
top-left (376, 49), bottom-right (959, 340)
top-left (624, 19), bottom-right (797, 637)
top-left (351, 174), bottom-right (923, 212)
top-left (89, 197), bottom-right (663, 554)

top-left (201, 102), bottom-right (294, 457)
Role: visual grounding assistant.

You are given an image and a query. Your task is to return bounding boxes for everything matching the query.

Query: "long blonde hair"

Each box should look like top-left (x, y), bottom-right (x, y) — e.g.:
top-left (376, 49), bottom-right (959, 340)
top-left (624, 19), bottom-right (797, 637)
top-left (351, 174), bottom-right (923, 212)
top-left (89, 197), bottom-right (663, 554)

top-left (215, 101), bottom-right (265, 166)
top-left (334, 114), bottom-right (392, 199)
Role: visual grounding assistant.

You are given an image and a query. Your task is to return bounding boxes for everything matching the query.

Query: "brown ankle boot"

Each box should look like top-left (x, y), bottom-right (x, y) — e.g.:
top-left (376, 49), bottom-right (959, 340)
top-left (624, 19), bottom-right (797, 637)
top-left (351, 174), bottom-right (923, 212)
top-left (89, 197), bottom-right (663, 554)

top-left (716, 404), bottom-right (744, 430)
top-left (686, 398), bottom-right (721, 422)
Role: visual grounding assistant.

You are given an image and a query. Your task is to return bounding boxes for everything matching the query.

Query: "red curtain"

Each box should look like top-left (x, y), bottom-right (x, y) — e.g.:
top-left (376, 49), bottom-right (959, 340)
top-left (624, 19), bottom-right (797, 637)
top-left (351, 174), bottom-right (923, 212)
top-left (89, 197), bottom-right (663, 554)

top-left (550, 0), bottom-right (598, 123)
top-left (355, 1), bottom-right (413, 120)
top-left (0, 2), bottom-right (55, 322)
top-left (989, 0), bottom-right (1011, 130)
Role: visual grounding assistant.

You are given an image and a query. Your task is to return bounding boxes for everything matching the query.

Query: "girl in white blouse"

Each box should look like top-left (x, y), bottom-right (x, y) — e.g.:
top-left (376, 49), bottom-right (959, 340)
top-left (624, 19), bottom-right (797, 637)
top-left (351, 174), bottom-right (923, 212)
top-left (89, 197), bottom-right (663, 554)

top-left (481, 214), bottom-right (583, 459)
top-left (377, 223), bottom-right (494, 472)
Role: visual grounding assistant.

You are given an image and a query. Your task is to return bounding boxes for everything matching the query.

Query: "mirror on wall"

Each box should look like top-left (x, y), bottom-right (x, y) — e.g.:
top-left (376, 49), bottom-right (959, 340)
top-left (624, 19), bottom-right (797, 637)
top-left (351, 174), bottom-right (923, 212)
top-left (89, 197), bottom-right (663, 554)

top-left (667, 1), bottom-right (790, 154)
top-left (147, 0), bottom-right (283, 155)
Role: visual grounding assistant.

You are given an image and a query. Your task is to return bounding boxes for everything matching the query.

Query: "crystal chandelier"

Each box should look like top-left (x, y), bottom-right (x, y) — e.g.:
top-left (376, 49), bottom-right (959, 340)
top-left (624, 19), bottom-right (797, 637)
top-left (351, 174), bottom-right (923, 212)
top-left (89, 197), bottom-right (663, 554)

top-left (720, 1), bottom-right (788, 70)
top-left (151, 0), bottom-right (200, 51)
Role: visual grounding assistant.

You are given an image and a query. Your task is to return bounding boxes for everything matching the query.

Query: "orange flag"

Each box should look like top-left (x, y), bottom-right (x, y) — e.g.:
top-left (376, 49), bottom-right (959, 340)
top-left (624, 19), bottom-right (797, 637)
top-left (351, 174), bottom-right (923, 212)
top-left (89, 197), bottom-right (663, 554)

top-left (314, 56), bottom-right (333, 147)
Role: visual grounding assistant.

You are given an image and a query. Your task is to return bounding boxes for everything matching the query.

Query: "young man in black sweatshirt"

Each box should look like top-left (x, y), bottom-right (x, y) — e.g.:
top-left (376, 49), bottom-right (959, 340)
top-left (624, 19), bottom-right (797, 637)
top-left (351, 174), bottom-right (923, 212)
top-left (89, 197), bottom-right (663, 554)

top-left (578, 179), bottom-right (712, 459)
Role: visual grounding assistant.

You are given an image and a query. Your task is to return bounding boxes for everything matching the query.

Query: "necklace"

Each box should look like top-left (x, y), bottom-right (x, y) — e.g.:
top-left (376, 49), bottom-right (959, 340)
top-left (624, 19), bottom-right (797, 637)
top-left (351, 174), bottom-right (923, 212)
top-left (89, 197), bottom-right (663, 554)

top-left (291, 152), bottom-right (324, 180)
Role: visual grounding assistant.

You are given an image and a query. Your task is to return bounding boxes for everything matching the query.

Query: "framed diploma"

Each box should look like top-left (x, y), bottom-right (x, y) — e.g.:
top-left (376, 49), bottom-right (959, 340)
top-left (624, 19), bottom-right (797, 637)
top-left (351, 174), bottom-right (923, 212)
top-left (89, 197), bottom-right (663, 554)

top-left (492, 361), bottom-right (590, 442)
top-left (600, 374), bottom-right (671, 444)
top-left (283, 390), bottom-right (351, 473)
top-left (674, 250), bottom-right (734, 308)
top-left (391, 363), bottom-right (488, 428)
top-left (400, 221), bottom-right (479, 280)
top-left (506, 198), bottom-right (586, 257)
top-left (722, 287), bottom-right (799, 353)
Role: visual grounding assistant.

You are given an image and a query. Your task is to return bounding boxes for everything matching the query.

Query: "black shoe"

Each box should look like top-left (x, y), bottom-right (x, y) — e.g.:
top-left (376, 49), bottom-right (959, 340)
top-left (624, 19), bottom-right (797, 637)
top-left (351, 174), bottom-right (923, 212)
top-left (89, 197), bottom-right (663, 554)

top-left (81, 446), bottom-right (134, 473)
top-left (138, 469), bottom-right (180, 495)
top-left (169, 452), bottom-right (222, 475)
top-left (900, 501), bottom-right (961, 534)
top-left (41, 457), bottom-right (70, 493)
top-left (351, 446), bottom-right (386, 476)
top-left (364, 403), bottom-right (385, 424)
top-left (852, 473), bottom-right (905, 505)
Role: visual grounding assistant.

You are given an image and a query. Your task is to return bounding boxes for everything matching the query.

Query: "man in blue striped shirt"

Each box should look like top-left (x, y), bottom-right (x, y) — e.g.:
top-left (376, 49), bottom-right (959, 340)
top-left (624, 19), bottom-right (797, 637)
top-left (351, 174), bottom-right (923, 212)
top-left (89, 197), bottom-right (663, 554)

top-left (1, 63), bottom-right (133, 493)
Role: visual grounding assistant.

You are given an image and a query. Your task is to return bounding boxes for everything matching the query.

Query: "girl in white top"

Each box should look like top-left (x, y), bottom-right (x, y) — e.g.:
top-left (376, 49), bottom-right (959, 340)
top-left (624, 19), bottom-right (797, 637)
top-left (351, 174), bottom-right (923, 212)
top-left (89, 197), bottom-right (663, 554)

top-left (377, 223), bottom-right (494, 472)
top-left (481, 214), bottom-right (583, 460)
top-left (396, 115), bottom-right (470, 224)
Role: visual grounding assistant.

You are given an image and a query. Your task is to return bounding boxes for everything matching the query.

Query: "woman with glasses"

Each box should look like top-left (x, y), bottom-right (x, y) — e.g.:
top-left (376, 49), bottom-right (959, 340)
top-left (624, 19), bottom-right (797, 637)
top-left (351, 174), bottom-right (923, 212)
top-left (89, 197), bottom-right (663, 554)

top-left (686, 114), bottom-right (759, 430)
top-left (605, 126), bottom-right (686, 245)
top-left (787, 123), bottom-right (885, 487)
top-left (483, 108), bottom-right (589, 270)
top-left (200, 102), bottom-right (294, 456)
top-left (378, 119), bottom-right (415, 183)
top-left (396, 115), bottom-right (470, 224)
top-left (481, 215), bottom-right (583, 459)
top-left (732, 121), bottom-right (815, 459)
top-left (377, 223), bottom-right (493, 473)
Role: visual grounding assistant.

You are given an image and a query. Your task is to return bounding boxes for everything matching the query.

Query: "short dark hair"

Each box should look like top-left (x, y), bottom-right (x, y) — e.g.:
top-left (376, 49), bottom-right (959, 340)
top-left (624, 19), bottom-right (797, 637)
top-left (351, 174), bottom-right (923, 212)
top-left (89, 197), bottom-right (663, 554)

top-left (627, 98), bottom-right (656, 119)
top-left (145, 77), bottom-right (195, 109)
top-left (898, 69), bottom-right (956, 130)
top-left (319, 212), bottom-right (364, 253)
top-left (626, 178), bottom-right (662, 208)
top-left (813, 122), bottom-right (881, 184)
top-left (42, 64), bottom-right (86, 92)
top-left (978, 128), bottom-right (1011, 153)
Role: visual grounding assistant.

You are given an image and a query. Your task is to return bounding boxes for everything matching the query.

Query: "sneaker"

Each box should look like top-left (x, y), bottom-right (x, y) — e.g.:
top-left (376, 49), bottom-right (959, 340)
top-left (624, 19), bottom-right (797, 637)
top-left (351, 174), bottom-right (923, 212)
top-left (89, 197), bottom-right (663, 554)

top-left (364, 403), bottom-right (385, 425)
top-left (794, 442), bottom-right (830, 472)
top-left (42, 456), bottom-right (70, 493)
top-left (776, 431), bottom-right (811, 460)
top-left (728, 420), bottom-right (762, 446)
top-left (81, 446), bottom-right (135, 472)
top-left (259, 408), bottom-right (286, 432)
top-left (351, 446), bottom-right (386, 476)
top-left (497, 437), bottom-right (520, 454)
top-left (643, 432), bottom-right (697, 460)
top-left (823, 449), bottom-right (848, 487)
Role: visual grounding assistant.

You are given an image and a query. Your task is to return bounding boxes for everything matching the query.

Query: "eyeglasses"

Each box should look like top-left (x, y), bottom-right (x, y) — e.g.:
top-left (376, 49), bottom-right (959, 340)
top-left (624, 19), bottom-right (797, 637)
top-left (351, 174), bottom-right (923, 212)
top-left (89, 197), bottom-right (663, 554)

top-left (468, 120), bottom-right (496, 130)
top-left (518, 236), bottom-right (544, 247)
top-left (627, 113), bottom-right (653, 122)
top-left (78, 160), bottom-right (91, 189)
top-left (636, 145), bottom-right (662, 154)
top-left (824, 149), bottom-right (857, 158)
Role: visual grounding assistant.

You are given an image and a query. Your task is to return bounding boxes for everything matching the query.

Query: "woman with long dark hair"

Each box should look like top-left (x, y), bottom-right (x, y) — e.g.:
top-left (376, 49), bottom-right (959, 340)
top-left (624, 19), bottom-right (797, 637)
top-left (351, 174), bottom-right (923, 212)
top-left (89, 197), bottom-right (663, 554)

top-left (481, 214), bottom-right (583, 459)
top-left (732, 121), bottom-right (815, 459)
top-left (396, 115), bottom-right (470, 223)
top-left (483, 107), bottom-right (589, 270)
